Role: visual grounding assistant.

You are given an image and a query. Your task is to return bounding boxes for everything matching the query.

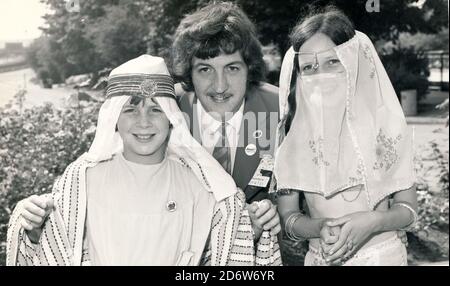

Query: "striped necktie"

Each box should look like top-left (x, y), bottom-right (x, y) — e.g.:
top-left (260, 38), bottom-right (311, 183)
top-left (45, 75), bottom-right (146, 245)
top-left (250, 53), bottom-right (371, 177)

top-left (212, 121), bottom-right (232, 174)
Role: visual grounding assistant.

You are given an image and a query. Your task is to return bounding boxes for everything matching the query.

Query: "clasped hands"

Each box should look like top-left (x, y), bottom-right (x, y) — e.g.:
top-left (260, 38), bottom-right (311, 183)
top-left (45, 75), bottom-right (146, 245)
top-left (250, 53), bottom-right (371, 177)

top-left (319, 211), bottom-right (408, 265)
top-left (319, 211), bottom-right (379, 265)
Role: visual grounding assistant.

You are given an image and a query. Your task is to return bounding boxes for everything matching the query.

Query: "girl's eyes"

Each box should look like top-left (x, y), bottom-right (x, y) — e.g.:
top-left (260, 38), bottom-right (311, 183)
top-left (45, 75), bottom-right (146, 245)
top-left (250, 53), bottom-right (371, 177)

top-left (123, 108), bottom-right (137, 113)
top-left (327, 58), bottom-right (341, 65)
top-left (150, 108), bottom-right (162, 113)
top-left (301, 64), bottom-right (314, 72)
top-left (300, 59), bottom-right (341, 73)
top-left (302, 64), bottom-right (313, 70)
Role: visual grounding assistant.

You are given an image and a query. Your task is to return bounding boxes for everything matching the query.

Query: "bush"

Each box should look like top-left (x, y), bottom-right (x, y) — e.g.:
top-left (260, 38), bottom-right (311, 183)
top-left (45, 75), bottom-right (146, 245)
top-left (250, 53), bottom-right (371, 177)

top-left (382, 46), bottom-right (430, 102)
top-left (0, 93), bottom-right (101, 265)
top-left (406, 137), bottom-right (449, 263)
top-left (413, 139), bottom-right (449, 233)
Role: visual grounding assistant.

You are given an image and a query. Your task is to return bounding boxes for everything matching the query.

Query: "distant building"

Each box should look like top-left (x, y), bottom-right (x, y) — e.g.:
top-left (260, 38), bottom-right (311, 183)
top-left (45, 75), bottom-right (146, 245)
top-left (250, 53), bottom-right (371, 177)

top-left (4, 42), bottom-right (24, 51)
top-left (0, 42), bottom-right (28, 71)
top-left (0, 42), bottom-right (25, 57)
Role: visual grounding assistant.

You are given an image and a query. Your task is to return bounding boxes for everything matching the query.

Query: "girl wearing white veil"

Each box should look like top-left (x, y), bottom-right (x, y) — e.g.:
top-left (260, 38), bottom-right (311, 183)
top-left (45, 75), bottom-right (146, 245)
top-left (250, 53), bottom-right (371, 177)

top-left (7, 55), bottom-right (281, 266)
top-left (274, 8), bottom-right (418, 266)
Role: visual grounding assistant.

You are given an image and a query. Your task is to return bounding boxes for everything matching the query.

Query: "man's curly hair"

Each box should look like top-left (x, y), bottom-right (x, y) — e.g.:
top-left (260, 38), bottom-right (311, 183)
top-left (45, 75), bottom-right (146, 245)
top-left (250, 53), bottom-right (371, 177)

top-left (170, 2), bottom-right (266, 91)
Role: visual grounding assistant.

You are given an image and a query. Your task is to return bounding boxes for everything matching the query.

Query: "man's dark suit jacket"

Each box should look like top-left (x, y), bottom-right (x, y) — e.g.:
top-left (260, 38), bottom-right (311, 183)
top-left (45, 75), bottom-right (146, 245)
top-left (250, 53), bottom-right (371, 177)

top-left (178, 82), bottom-right (279, 203)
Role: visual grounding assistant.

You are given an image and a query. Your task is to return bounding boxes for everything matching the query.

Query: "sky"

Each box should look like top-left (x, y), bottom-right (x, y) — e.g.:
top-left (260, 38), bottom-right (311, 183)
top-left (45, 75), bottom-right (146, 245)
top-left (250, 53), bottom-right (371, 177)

top-left (0, 0), bottom-right (50, 45)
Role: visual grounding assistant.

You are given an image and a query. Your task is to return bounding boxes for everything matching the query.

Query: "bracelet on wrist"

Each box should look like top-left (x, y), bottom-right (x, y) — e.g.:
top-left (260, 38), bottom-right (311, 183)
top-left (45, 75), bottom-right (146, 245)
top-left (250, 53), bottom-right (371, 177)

top-left (392, 202), bottom-right (418, 231)
top-left (285, 212), bottom-right (304, 241)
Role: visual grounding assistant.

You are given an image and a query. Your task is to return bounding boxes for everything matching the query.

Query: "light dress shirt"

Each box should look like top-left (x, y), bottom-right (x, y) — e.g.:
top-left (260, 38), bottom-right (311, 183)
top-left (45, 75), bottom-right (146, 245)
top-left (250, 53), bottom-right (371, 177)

top-left (197, 100), bottom-right (245, 174)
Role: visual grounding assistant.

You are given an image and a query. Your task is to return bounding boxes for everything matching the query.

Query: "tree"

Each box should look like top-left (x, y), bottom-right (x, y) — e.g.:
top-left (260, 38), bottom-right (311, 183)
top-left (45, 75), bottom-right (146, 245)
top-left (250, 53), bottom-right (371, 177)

top-left (235, 0), bottom-right (448, 53)
top-left (85, 4), bottom-right (149, 67)
top-left (28, 0), bottom-right (448, 82)
top-left (389, 28), bottom-right (450, 51)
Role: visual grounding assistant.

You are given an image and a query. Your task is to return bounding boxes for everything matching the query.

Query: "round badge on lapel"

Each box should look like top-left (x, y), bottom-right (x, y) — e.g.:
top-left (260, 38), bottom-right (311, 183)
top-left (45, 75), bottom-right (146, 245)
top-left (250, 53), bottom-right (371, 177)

top-left (166, 200), bottom-right (177, 212)
top-left (253, 130), bottom-right (263, 139)
top-left (245, 144), bottom-right (257, 156)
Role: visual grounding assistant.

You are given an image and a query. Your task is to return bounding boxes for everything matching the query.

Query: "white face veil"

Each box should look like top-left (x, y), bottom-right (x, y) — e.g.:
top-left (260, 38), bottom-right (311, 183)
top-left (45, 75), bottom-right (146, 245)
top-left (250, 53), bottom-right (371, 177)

top-left (82, 55), bottom-right (237, 202)
top-left (274, 31), bottom-right (415, 209)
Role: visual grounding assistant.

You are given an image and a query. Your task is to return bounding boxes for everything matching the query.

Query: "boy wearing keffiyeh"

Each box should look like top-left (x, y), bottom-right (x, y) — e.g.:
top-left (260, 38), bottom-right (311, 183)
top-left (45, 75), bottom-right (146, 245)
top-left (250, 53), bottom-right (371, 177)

top-left (7, 55), bottom-right (281, 266)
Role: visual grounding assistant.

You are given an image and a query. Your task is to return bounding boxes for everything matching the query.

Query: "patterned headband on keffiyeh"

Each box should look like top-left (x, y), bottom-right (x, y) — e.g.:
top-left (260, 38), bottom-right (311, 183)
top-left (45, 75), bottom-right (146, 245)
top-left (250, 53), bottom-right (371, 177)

top-left (273, 31), bottom-right (415, 210)
top-left (106, 74), bottom-right (176, 100)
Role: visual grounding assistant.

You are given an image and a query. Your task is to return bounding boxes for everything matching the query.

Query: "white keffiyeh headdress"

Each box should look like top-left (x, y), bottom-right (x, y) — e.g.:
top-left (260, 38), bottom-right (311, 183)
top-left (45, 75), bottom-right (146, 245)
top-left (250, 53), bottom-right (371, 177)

top-left (83, 54), bottom-right (237, 202)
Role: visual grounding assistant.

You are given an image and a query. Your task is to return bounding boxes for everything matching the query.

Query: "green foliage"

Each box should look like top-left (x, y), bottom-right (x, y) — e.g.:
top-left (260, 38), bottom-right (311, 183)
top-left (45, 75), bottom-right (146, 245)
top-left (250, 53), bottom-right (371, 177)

top-left (382, 46), bottom-right (430, 101)
top-left (0, 92), bottom-right (101, 265)
top-left (27, 37), bottom-right (65, 84)
top-left (394, 28), bottom-right (449, 52)
top-left (27, 0), bottom-right (116, 84)
top-left (236, 0), bottom-right (448, 52)
top-left (432, 140), bottom-right (450, 196)
top-left (143, 0), bottom-right (205, 58)
top-left (86, 6), bottom-right (149, 67)
top-left (413, 139), bottom-right (449, 233)
top-left (27, 0), bottom-right (448, 84)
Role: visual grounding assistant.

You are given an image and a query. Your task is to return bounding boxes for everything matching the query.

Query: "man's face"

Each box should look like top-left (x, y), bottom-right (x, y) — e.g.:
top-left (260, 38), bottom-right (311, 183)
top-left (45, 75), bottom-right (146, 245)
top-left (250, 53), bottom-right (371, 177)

top-left (117, 97), bottom-right (170, 165)
top-left (191, 51), bottom-right (248, 121)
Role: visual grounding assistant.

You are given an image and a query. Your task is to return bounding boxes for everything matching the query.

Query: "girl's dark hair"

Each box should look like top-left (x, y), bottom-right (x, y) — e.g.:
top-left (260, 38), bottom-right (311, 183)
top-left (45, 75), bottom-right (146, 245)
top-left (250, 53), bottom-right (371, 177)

top-left (284, 6), bottom-right (355, 134)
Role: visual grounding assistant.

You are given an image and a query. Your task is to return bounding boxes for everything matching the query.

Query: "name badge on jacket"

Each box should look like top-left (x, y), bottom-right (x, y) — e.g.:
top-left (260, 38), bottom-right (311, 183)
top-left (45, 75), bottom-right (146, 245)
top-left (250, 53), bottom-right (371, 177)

top-left (248, 154), bottom-right (274, 188)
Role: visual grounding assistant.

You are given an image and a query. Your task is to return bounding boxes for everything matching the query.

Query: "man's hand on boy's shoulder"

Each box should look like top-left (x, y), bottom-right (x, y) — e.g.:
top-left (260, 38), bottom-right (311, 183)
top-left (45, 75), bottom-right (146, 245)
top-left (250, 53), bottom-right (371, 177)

top-left (19, 194), bottom-right (54, 243)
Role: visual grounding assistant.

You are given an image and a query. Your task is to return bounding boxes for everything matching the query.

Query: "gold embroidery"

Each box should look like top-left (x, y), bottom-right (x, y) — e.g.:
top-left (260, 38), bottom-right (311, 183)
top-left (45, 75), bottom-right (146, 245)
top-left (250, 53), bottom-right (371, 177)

top-left (309, 137), bottom-right (330, 166)
top-left (373, 129), bottom-right (402, 171)
top-left (362, 45), bottom-right (376, 79)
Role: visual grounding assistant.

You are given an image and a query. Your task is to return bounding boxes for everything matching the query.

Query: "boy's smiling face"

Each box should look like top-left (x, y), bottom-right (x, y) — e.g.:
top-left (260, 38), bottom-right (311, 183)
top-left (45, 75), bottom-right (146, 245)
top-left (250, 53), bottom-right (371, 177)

top-left (117, 97), bottom-right (170, 165)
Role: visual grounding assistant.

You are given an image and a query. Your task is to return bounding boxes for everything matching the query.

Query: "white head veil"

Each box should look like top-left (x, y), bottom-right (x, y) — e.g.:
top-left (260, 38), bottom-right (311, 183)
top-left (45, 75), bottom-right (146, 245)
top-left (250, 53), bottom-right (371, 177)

top-left (274, 31), bottom-right (415, 209)
top-left (82, 55), bottom-right (237, 202)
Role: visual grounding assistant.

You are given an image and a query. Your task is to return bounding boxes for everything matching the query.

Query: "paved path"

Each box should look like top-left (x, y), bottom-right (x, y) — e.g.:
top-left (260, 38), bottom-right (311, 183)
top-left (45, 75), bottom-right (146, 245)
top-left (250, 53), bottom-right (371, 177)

top-left (0, 68), bottom-right (71, 109)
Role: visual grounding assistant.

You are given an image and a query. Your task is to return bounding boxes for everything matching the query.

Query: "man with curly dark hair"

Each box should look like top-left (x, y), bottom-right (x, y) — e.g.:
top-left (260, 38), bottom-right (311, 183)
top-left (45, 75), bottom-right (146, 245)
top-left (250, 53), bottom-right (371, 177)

top-left (171, 2), bottom-right (280, 241)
